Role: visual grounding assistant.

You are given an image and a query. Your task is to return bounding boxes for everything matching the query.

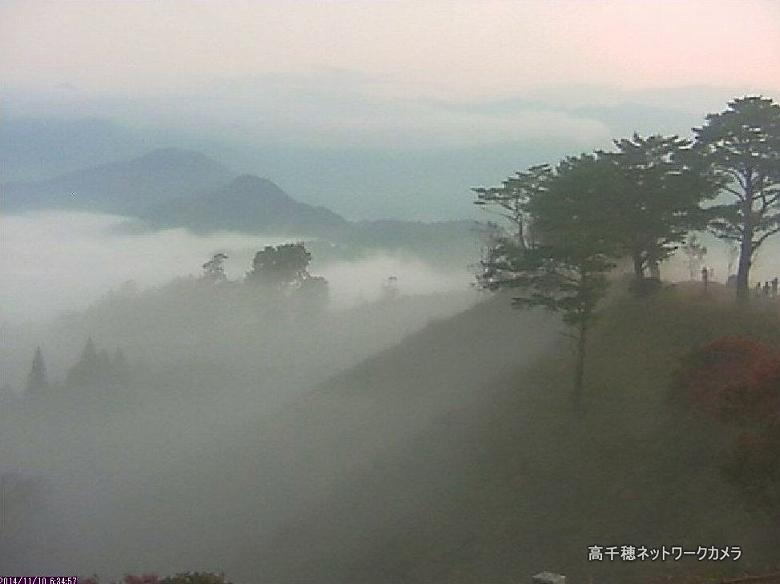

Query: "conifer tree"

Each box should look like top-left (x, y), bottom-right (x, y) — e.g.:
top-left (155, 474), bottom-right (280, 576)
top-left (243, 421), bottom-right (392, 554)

top-left (694, 96), bottom-right (780, 300)
top-left (481, 154), bottom-right (623, 409)
top-left (26, 346), bottom-right (49, 395)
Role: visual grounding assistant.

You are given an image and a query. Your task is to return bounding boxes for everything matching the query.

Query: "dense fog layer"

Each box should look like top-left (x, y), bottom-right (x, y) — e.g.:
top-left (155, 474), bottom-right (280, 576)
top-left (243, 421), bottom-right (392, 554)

top-left (0, 209), bottom-right (494, 577)
top-left (0, 211), bottom-right (472, 323)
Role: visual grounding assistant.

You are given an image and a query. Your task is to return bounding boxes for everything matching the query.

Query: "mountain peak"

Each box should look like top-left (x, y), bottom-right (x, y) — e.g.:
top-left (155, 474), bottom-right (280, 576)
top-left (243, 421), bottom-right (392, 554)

top-left (231, 174), bottom-right (280, 188)
top-left (144, 172), bottom-right (349, 236)
top-left (134, 148), bottom-right (226, 169)
top-left (223, 174), bottom-right (294, 202)
top-left (3, 147), bottom-right (235, 214)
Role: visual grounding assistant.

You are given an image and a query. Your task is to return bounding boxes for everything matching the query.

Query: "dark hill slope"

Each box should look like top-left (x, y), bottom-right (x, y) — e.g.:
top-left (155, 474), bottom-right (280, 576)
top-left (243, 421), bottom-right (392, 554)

top-left (72, 294), bottom-right (560, 579)
top-left (138, 174), bottom-right (350, 238)
top-left (7, 287), bottom-right (778, 581)
top-left (234, 288), bottom-right (780, 584)
top-left (3, 150), bottom-right (476, 265)
top-left (2, 148), bottom-right (234, 215)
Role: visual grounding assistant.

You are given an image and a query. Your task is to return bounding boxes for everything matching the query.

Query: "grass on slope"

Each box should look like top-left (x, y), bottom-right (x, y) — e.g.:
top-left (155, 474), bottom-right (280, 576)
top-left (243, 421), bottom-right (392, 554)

top-left (272, 283), bottom-right (780, 584)
top-left (432, 283), bottom-right (780, 584)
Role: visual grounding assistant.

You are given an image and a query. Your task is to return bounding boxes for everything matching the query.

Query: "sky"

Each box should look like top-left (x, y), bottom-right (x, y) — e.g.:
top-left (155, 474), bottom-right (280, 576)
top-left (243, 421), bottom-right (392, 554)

top-left (1, 1), bottom-right (779, 219)
top-left (2, 0), bottom-right (778, 99)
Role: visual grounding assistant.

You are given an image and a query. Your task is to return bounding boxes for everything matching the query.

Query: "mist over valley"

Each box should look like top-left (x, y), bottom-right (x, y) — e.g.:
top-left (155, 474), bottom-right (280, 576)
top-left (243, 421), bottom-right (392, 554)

top-left (2, 2), bottom-right (780, 583)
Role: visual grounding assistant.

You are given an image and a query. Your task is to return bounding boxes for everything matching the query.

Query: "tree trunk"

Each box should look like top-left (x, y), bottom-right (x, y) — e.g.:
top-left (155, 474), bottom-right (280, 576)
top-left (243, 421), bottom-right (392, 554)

top-left (736, 235), bottom-right (752, 301)
top-left (632, 251), bottom-right (645, 281)
top-left (648, 256), bottom-right (661, 281)
top-left (517, 216), bottom-right (526, 250)
top-left (573, 320), bottom-right (587, 412)
top-left (737, 180), bottom-right (754, 302)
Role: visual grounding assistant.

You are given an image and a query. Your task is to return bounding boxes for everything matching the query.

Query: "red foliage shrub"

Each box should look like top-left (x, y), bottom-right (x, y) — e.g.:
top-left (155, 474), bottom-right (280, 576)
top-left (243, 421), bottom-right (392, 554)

top-left (676, 336), bottom-right (780, 423)
top-left (676, 336), bottom-right (780, 511)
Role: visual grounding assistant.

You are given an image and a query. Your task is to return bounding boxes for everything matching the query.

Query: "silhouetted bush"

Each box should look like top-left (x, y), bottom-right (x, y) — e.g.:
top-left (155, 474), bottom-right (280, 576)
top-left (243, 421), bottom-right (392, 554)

top-left (675, 336), bottom-right (780, 511)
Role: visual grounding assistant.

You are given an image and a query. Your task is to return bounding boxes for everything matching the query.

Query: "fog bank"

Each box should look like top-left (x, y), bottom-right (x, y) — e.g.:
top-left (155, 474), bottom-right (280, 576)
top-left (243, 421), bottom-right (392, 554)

top-left (0, 211), bottom-right (473, 322)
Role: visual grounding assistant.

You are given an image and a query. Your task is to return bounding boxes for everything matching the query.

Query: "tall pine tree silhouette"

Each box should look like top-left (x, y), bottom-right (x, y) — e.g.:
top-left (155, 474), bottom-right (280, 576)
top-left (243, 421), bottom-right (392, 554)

top-left (66, 337), bottom-right (101, 387)
top-left (26, 346), bottom-right (49, 395)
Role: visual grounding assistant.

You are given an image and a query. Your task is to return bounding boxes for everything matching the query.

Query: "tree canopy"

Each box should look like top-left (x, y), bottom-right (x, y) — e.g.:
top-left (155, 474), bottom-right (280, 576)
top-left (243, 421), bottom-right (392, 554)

top-left (480, 154), bottom-right (623, 408)
top-left (26, 346), bottom-right (49, 395)
top-left (202, 253), bottom-right (229, 283)
top-left (246, 243), bottom-right (313, 288)
top-left (693, 96), bottom-right (780, 300)
top-left (472, 163), bottom-right (552, 248)
top-left (602, 133), bottom-right (715, 285)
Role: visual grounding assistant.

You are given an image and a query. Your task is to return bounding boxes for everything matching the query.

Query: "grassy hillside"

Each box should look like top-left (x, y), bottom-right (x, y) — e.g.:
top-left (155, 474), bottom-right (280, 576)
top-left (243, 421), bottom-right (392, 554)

top-left (245, 284), bottom-right (780, 584)
top-left (7, 284), bottom-right (778, 582)
top-left (59, 293), bottom-right (561, 581)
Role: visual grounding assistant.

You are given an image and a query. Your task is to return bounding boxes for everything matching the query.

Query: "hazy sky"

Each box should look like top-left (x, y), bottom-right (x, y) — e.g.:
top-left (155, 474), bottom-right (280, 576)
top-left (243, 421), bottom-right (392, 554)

top-left (2, 1), bottom-right (779, 219)
top-left (2, 0), bottom-right (776, 149)
top-left (2, 0), bottom-right (778, 99)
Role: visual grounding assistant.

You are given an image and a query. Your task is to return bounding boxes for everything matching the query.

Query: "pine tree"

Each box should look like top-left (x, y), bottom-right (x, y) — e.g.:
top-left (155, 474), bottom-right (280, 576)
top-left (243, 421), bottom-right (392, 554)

top-left (202, 253), bottom-right (229, 283)
top-left (693, 96), bottom-right (780, 301)
top-left (26, 346), bottom-right (49, 395)
top-left (602, 133), bottom-right (715, 287)
top-left (472, 164), bottom-right (552, 249)
top-left (480, 154), bottom-right (623, 410)
top-left (66, 337), bottom-right (101, 387)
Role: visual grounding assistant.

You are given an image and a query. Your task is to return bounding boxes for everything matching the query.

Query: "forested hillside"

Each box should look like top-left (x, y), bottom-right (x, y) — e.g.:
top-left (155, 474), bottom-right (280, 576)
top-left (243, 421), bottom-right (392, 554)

top-left (233, 285), bottom-right (779, 584)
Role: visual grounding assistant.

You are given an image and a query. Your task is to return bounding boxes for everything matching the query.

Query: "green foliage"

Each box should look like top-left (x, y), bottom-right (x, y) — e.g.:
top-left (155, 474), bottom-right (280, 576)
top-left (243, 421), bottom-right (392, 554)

top-left (472, 163), bottom-right (552, 247)
top-left (510, 155), bottom-right (621, 325)
top-left (693, 96), bottom-right (780, 299)
top-left (602, 133), bottom-right (716, 282)
top-left (246, 243), bottom-right (312, 288)
top-left (680, 234), bottom-right (708, 280)
top-left (478, 154), bottom-right (624, 407)
top-left (66, 337), bottom-right (101, 386)
top-left (245, 242), bottom-right (329, 315)
top-left (25, 346), bottom-right (48, 394)
top-left (65, 337), bottom-right (127, 387)
top-left (201, 253), bottom-right (229, 283)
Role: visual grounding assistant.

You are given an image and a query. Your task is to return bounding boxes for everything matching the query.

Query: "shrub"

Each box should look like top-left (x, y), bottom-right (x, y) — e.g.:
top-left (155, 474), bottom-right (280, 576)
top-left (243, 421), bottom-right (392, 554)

top-left (675, 336), bottom-right (780, 512)
top-left (674, 336), bottom-right (779, 423)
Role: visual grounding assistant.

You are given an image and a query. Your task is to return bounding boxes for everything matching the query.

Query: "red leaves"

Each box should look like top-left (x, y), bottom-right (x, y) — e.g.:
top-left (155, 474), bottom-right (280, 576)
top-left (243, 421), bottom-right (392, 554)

top-left (677, 336), bottom-right (780, 511)
top-left (676, 336), bottom-right (780, 423)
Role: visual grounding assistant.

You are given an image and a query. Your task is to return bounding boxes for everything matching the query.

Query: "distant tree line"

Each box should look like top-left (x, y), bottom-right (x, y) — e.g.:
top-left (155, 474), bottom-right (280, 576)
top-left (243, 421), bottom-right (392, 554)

top-left (15, 243), bottom-right (330, 398)
top-left (201, 242), bottom-right (329, 304)
top-left (23, 338), bottom-right (130, 398)
top-left (473, 96), bottom-right (780, 408)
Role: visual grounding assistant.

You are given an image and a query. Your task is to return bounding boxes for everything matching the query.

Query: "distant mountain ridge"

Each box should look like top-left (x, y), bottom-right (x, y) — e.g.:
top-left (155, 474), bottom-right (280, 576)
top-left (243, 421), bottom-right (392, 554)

top-left (141, 174), bottom-right (350, 238)
top-left (3, 148), bottom-right (234, 215)
top-left (0, 117), bottom-right (147, 182)
top-left (3, 147), bottom-right (478, 264)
